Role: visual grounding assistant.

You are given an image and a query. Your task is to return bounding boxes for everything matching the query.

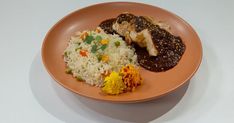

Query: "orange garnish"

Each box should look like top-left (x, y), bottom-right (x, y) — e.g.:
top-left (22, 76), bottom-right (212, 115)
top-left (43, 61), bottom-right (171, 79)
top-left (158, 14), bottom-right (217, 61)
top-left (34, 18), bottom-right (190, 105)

top-left (120, 64), bottom-right (142, 91)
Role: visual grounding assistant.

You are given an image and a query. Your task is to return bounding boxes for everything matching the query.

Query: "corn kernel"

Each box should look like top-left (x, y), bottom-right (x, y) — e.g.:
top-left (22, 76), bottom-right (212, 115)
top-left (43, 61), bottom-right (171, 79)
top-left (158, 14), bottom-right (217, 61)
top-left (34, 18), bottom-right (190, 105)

top-left (100, 39), bottom-right (109, 45)
top-left (101, 55), bottom-right (109, 63)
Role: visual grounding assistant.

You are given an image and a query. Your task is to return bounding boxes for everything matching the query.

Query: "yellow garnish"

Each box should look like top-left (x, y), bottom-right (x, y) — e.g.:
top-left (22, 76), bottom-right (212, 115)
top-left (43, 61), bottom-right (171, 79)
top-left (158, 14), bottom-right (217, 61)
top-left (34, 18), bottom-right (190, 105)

top-left (102, 71), bottom-right (126, 95)
top-left (120, 64), bottom-right (142, 91)
top-left (100, 39), bottom-right (109, 45)
top-left (101, 55), bottom-right (109, 63)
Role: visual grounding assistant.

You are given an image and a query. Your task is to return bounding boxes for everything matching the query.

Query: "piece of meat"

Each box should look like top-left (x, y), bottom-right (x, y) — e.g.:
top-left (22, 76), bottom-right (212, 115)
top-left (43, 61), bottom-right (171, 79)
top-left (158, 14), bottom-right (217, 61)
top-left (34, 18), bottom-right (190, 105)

top-left (142, 16), bottom-right (171, 32)
top-left (112, 13), bottom-right (158, 56)
top-left (129, 29), bottom-right (158, 56)
top-left (134, 30), bottom-right (185, 72)
top-left (112, 13), bottom-right (136, 44)
top-left (98, 13), bottom-right (186, 72)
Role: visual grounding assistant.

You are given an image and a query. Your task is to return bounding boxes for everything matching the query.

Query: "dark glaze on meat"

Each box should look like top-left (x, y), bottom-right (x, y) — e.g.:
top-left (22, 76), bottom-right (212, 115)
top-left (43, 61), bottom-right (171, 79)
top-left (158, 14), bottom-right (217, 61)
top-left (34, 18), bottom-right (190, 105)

top-left (133, 34), bottom-right (185, 72)
top-left (99, 18), bottom-right (117, 34)
top-left (132, 16), bottom-right (186, 71)
top-left (99, 14), bottom-right (186, 72)
top-left (116, 13), bottom-right (135, 23)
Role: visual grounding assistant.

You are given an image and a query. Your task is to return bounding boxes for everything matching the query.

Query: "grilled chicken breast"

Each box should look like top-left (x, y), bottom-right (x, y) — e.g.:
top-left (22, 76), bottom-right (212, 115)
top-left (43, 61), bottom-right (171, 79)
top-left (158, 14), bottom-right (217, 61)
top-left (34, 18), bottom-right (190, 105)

top-left (112, 13), bottom-right (158, 56)
top-left (99, 13), bottom-right (185, 72)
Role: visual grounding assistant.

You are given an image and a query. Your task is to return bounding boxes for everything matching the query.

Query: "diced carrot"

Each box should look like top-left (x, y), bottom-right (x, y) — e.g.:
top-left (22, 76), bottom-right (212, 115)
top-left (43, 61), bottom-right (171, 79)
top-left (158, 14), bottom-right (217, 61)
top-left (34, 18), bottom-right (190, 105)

top-left (79, 50), bottom-right (88, 57)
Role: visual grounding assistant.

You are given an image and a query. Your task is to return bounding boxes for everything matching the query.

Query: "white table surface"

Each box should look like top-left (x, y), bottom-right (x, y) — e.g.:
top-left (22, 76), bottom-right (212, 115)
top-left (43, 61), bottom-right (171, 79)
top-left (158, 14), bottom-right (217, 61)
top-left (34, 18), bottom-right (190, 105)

top-left (1, 0), bottom-right (234, 123)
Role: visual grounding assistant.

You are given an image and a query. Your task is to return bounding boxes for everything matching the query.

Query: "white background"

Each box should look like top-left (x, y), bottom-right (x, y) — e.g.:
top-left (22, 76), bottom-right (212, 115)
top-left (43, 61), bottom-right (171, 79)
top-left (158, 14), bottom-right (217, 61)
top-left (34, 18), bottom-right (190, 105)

top-left (1, 0), bottom-right (234, 123)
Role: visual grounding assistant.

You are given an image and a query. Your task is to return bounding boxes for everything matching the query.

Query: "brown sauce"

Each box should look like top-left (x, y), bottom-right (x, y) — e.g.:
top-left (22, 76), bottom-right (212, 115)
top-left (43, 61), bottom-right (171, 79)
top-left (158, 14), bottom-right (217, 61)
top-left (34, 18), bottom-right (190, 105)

top-left (133, 33), bottom-right (185, 72)
top-left (99, 18), bottom-right (117, 34)
top-left (99, 16), bottom-right (186, 72)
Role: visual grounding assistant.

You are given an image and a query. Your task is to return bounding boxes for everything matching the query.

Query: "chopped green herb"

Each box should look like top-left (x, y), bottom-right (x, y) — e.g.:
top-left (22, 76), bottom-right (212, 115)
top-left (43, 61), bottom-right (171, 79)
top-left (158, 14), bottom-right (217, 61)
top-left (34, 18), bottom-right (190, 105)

top-left (75, 42), bottom-right (81, 45)
top-left (75, 47), bottom-right (81, 51)
top-left (84, 35), bottom-right (94, 44)
top-left (65, 67), bottom-right (72, 74)
top-left (91, 44), bottom-right (98, 53)
top-left (76, 76), bottom-right (83, 81)
top-left (114, 41), bottom-right (120, 47)
top-left (129, 59), bottom-right (132, 62)
top-left (100, 45), bottom-right (107, 51)
top-left (97, 55), bottom-right (102, 61)
top-left (64, 51), bottom-right (68, 57)
top-left (95, 35), bottom-right (102, 42)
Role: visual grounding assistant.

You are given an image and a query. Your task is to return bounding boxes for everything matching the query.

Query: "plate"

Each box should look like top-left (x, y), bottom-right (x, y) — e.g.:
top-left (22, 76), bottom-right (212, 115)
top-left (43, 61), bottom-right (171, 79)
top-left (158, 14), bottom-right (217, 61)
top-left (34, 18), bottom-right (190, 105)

top-left (42, 2), bottom-right (202, 103)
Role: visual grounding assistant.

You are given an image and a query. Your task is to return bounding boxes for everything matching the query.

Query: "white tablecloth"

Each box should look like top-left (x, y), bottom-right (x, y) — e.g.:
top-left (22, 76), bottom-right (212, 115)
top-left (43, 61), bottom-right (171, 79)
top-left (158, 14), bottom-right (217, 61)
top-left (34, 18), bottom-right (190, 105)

top-left (1, 0), bottom-right (234, 123)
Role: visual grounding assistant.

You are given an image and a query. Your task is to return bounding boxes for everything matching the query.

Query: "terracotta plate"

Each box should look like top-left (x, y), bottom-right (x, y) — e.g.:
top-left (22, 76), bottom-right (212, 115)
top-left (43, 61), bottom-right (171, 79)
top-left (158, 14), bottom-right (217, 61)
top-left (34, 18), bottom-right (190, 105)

top-left (42, 2), bottom-right (202, 103)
